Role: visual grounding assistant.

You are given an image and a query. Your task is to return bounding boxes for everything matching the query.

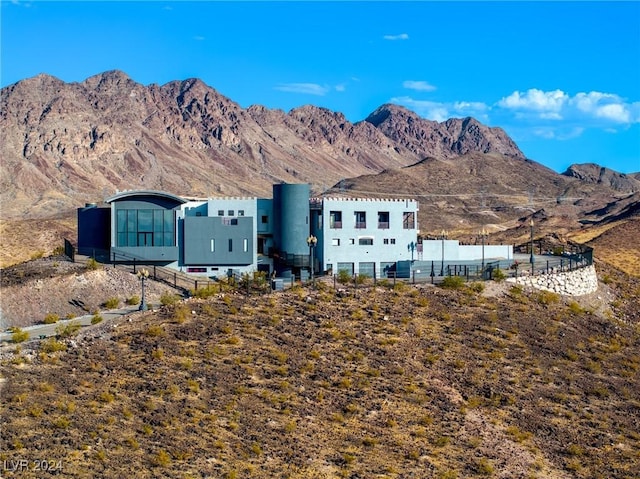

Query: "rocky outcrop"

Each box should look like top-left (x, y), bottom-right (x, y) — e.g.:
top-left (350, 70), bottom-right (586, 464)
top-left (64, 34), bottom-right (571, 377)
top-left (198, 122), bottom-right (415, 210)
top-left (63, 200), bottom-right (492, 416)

top-left (563, 163), bottom-right (640, 194)
top-left (507, 265), bottom-right (598, 296)
top-left (364, 104), bottom-right (525, 160)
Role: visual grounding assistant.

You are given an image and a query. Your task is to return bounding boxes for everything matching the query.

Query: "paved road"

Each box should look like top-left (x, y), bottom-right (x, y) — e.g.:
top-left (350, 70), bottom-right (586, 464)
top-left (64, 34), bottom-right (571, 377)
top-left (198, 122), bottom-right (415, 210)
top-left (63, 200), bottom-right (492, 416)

top-left (0, 305), bottom-right (146, 343)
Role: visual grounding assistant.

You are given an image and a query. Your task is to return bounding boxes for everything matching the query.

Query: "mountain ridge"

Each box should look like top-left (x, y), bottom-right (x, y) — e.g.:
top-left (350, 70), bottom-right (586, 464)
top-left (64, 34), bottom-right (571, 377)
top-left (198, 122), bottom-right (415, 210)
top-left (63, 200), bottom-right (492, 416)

top-left (2, 71), bottom-right (522, 219)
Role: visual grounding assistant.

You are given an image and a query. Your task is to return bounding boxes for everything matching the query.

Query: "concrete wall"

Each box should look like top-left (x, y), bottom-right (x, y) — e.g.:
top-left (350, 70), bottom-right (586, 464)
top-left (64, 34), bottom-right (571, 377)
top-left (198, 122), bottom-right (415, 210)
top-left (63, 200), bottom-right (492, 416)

top-left (316, 197), bottom-right (419, 275)
top-left (419, 240), bottom-right (512, 261)
top-left (273, 184), bottom-right (310, 256)
top-left (507, 265), bottom-right (598, 296)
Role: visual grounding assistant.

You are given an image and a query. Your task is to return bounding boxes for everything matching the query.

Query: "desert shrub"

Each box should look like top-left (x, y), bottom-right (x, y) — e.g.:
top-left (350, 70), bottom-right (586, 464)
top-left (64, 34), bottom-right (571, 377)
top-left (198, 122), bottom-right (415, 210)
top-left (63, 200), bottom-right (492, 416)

top-left (30, 250), bottom-right (45, 260)
top-left (192, 285), bottom-right (218, 299)
top-left (568, 301), bottom-right (584, 314)
top-left (11, 328), bottom-right (29, 343)
top-left (337, 269), bottom-right (352, 284)
top-left (91, 314), bottom-right (103, 325)
top-left (492, 267), bottom-right (506, 281)
top-left (145, 325), bottom-right (165, 337)
top-left (126, 295), bottom-right (140, 305)
top-left (355, 273), bottom-right (370, 285)
top-left (468, 282), bottom-right (485, 293)
top-left (441, 275), bottom-right (465, 289)
top-left (41, 338), bottom-right (67, 353)
top-left (103, 297), bottom-right (120, 309)
top-left (86, 258), bottom-right (100, 271)
top-left (537, 290), bottom-right (560, 305)
top-left (55, 321), bottom-right (81, 338)
top-left (43, 313), bottom-right (60, 324)
top-left (160, 291), bottom-right (179, 306)
top-left (52, 246), bottom-right (65, 256)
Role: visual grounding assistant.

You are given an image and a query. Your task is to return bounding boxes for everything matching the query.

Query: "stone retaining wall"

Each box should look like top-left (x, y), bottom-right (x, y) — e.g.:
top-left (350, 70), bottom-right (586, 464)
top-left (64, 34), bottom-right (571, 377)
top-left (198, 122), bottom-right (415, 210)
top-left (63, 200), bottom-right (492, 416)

top-left (506, 265), bottom-right (598, 296)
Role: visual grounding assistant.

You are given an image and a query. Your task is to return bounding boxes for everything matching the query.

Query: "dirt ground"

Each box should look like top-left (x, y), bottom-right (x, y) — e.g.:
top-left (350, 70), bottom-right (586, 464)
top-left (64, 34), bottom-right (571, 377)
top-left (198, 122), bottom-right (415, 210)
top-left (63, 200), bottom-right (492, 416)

top-left (0, 256), bottom-right (179, 329)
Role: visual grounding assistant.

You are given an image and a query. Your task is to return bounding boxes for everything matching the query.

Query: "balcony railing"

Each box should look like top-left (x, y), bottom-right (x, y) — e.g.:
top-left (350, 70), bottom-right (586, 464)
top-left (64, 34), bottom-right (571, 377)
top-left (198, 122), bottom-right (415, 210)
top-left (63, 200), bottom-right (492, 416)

top-left (378, 222), bottom-right (389, 229)
top-left (330, 221), bottom-right (342, 229)
top-left (355, 222), bottom-right (367, 229)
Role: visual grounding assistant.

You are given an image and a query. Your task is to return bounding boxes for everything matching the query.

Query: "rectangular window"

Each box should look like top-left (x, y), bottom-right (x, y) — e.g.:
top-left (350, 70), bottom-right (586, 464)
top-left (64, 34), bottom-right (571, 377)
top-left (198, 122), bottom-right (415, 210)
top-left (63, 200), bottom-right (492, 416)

top-left (228, 210), bottom-right (234, 216)
top-left (349, 238), bottom-right (355, 245)
top-left (378, 211), bottom-right (389, 229)
top-left (222, 218), bottom-right (238, 226)
top-left (390, 238), bottom-right (396, 245)
top-left (243, 238), bottom-right (248, 252)
top-left (210, 239), bottom-right (215, 252)
top-left (359, 238), bottom-right (373, 245)
top-left (218, 210), bottom-right (224, 216)
top-left (228, 239), bottom-right (233, 252)
top-left (403, 212), bottom-right (415, 229)
top-left (261, 215), bottom-right (268, 224)
top-left (138, 209), bottom-right (152, 233)
top-left (329, 211), bottom-right (342, 229)
top-left (355, 211), bottom-right (366, 229)
top-left (317, 214), bottom-right (322, 229)
top-left (164, 210), bottom-right (174, 246)
top-left (331, 238), bottom-right (340, 246)
top-left (187, 267), bottom-right (207, 273)
top-left (238, 210), bottom-right (245, 216)
top-left (383, 238), bottom-right (389, 245)
top-left (153, 210), bottom-right (164, 246)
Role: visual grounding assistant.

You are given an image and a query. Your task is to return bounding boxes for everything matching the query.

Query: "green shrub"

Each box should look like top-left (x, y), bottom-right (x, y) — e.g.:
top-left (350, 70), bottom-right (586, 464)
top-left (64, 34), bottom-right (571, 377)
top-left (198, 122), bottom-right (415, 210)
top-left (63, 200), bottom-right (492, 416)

top-left (537, 290), bottom-right (560, 305)
top-left (86, 258), bottom-right (100, 271)
top-left (11, 328), bottom-right (29, 343)
top-left (337, 269), bottom-right (352, 285)
top-left (492, 267), bottom-right (506, 282)
top-left (103, 297), bottom-right (120, 309)
top-left (441, 275), bottom-right (465, 289)
top-left (468, 282), bottom-right (485, 293)
top-left (43, 313), bottom-right (60, 324)
top-left (355, 273), bottom-right (370, 285)
top-left (160, 291), bottom-right (179, 306)
top-left (126, 295), bottom-right (140, 305)
top-left (41, 338), bottom-right (67, 353)
top-left (91, 314), bottom-right (103, 325)
top-left (55, 321), bottom-right (81, 338)
top-left (192, 285), bottom-right (218, 299)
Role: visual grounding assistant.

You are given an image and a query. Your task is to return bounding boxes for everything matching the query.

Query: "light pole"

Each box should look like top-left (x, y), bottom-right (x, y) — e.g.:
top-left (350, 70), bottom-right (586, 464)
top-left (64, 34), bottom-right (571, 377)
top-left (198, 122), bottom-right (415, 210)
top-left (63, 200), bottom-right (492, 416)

top-left (440, 229), bottom-right (448, 276)
top-left (408, 241), bottom-right (416, 261)
top-left (529, 219), bottom-right (535, 274)
top-left (306, 235), bottom-right (317, 283)
top-left (479, 227), bottom-right (487, 272)
top-left (137, 268), bottom-right (150, 311)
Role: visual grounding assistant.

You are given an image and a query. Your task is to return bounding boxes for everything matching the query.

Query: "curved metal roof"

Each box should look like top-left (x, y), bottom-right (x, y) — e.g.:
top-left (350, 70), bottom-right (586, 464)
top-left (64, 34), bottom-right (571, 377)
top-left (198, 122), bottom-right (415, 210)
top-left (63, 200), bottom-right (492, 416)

top-left (105, 190), bottom-right (188, 204)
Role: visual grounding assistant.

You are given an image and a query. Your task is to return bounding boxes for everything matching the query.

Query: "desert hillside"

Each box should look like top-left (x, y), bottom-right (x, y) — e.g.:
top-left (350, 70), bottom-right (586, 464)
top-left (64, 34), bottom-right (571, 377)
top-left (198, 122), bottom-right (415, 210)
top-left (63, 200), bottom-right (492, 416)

top-left (1, 269), bottom-right (639, 478)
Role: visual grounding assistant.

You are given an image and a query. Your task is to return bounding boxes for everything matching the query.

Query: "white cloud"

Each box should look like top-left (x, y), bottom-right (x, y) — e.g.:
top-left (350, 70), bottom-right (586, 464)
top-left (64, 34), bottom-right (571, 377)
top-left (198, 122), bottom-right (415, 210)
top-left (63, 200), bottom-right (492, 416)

top-left (391, 96), bottom-right (489, 123)
top-left (383, 33), bottom-right (409, 41)
top-left (274, 83), bottom-right (330, 96)
top-left (498, 89), bottom-right (568, 112)
top-left (453, 101), bottom-right (488, 112)
top-left (193, 35), bottom-right (205, 41)
top-left (335, 84), bottom-right (346, 92)
top-left (403, 80), bottom-right (436, 92)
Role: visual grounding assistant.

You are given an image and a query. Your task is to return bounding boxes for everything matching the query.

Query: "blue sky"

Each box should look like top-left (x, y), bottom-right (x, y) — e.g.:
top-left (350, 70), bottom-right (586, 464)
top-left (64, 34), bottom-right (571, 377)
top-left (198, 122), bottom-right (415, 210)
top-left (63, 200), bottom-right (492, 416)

top-left (2, 1), bottom-right (639, 174)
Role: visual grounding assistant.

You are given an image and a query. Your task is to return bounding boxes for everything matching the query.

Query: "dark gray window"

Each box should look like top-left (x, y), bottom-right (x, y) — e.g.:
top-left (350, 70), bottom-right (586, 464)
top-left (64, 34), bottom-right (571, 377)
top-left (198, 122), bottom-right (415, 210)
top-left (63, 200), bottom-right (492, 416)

top-left (116, 209), bottom-right (174, 247)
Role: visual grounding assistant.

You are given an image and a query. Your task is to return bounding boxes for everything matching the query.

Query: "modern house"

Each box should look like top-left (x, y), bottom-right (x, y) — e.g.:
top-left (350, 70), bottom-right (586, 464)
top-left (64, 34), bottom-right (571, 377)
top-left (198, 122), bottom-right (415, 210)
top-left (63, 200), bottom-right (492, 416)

top-left (77, 182), bottom-right (511, 279)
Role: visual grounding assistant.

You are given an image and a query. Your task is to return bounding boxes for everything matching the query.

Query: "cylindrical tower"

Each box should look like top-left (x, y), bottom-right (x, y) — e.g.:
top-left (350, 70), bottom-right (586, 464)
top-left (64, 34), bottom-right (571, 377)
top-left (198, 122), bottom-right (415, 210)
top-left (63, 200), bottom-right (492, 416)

top-left (273, 183), bottom-right (310, 256)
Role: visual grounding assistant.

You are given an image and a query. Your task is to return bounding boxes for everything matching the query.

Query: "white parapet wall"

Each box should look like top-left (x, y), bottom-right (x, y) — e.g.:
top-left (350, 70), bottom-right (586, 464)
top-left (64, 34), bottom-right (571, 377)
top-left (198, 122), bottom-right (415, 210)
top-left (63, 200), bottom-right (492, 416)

top-left (506, 265), bottom-right (598, 296)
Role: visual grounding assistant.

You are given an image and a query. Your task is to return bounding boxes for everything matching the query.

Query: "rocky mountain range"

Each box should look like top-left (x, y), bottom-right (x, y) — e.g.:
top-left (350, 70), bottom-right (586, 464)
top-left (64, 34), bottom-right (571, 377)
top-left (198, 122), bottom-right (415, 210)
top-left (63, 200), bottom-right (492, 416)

top-left (1, 70), bottom-right (639, 265)
top-left (2, 70), bottom-right (524, 219)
